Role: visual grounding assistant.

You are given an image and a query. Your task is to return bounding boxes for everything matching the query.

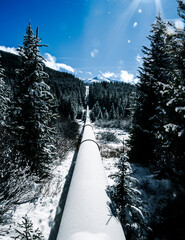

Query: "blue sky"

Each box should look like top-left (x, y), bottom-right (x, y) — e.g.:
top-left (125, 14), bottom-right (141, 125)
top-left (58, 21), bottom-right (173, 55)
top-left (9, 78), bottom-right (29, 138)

top-left (0, 0), bottom-right (182, 83)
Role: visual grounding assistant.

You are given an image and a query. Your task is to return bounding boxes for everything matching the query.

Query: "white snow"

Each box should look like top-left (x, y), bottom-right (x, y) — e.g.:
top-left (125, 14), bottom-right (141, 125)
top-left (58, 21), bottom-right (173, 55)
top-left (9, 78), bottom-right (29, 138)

top-left (93, 126), bottom-right (129, 185)
top-left (175, 106), bottom-right (185, 113)
top-left (56, 110), bottom-right (125, 240)
top-left (67, 232), bottom-right (111, 240)
top-left (0, 151), bottom-right (74, 239)
top-left (164, 123), bottom-right (178, 132)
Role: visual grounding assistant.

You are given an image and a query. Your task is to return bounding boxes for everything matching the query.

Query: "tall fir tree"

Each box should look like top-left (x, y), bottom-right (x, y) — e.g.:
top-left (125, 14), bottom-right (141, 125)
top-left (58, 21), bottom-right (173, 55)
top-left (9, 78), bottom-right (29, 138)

top-left (158, 1), bottom-right (185, 180)
top-left (128, 15), bottom-right (169, 167)
top-left (0, 57), bottom-right (9, 126)
top-left (168, 0), bottom-right (185, 179)
top-left (6, 22), bottom-right (57, 178)
top-left (149, 15), bottom-right (175, 174)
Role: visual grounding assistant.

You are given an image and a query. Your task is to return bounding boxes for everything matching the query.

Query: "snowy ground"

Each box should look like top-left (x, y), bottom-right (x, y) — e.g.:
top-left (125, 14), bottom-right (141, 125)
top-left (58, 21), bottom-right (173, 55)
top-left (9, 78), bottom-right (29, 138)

top-left (93, 126), bottom-right (129, 186)
top-left (0, 150), bottom-right (75, 240)
top-left (93, 124), bottom-right (174, 239)
top-left (0, 121), bottom-right (170, 239)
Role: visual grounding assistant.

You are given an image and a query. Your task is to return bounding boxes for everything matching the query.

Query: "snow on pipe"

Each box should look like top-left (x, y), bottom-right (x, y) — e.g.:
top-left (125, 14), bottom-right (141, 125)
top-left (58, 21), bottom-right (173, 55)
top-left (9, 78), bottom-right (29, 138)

top-left (56, 107), bottom-right (126, 240)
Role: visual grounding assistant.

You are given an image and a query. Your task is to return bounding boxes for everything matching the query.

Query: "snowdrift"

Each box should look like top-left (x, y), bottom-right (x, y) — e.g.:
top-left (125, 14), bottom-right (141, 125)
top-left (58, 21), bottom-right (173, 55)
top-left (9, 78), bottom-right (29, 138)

top-left (56, 108), bottom-right (126, 240)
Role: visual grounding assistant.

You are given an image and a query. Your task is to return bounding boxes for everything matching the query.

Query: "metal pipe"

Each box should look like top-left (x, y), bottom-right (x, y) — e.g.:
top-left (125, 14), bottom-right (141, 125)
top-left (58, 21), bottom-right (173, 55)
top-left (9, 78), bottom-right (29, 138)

top-left (56, 107), bottom-right (126, 240)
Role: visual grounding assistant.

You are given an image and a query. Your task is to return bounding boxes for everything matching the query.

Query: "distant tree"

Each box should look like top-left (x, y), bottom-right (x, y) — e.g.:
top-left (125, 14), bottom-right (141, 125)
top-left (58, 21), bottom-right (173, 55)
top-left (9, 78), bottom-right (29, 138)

top-left (103, 108), bottom-right (109, 120)
top-left (90, 101), bottom-right (102, 121)
top-left (97, 108), bottom-right (103, 119)
top-left (110, 103), bottom-right (116, 120)
top-left (89, 110), bottom-right (95, 122)
top-left (89, 82), bottom-right (135, 121)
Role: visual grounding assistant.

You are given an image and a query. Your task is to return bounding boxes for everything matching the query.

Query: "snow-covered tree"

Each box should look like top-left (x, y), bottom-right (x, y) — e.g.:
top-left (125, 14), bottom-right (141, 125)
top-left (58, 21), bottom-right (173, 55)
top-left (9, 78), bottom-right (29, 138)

top-left (90, 101), bottom-right (102, 121)
top-left (128, 50), bottom-right (157, 166)
top-left (110, 155), bottom-right (149, 240)
top-left (6, 22), bottom-right (57, 178)
top-left (154, 2), bottom-right (185, 179)
top-left (165, 0), bottom-right (185, 178)
top-left (0, 57), bottom-right (9, 126)
top-left (128, 10), bottom-right (185, 238)
top-left (109, 103), bottom-right (117, 120)
top-left (13, 215), bottom-right (44, 240)
top-left (128, 15), bottom-right (172, 168)
top-left (149, 15), bottom-right (175, 174)
top-left (103, 108), bottom-right (109, 120)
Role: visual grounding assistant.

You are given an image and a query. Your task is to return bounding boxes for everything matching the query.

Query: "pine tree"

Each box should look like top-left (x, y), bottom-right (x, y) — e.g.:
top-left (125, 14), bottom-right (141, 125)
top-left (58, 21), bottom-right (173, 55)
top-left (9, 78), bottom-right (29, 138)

top-left (13, 215), bottom-right (44, 240)
top-left (103, 108), bottom-right (109, 120)
top-left (168, 0), bottom-right (185, 178)
top-left (110, 155), bottom-right (149, 240)
top-left (6, 22), bottom-right (57, 178)
top-left (128, 14), bottom-right (169, 167)
top-left (0, 57), bottom-right (10, 126)
top-left (158, 1), bottom-right (185, 180)
top-left (110, 103), bottom-right (116, 120)
top-left (128, 55), bottom-right (157, 166)
top-left (90, 101), bottom-right (102, 121)
top-left (149, 15), bottom-right (175, 174)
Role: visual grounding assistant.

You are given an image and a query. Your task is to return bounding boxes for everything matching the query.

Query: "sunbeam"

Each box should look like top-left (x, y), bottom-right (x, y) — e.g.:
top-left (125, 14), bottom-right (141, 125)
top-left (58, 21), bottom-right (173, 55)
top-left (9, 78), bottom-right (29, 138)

top-left (108, 0), bottom-right (163, 45)
top-left (155, 0), bottom-right (164, 16)
top-left (106, 0), bottom-right (140, 52)
top-left (114, 0), bottom-right (141, 33)
top-left (137, 0), bottom-right (163, 15)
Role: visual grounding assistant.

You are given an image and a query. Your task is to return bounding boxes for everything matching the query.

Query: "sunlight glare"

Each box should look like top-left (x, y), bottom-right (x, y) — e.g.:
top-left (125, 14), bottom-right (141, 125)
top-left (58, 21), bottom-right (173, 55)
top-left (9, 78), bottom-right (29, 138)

top-left (155, 0), bottom-right (164, 15)
top-left (137, 0), bottom-right (163, 15)
top-left (115, 0), bottom-right (140, 32)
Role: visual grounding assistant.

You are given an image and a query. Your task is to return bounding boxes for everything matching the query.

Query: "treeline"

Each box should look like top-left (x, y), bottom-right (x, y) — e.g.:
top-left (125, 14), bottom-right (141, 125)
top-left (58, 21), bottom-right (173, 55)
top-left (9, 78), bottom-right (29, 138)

top-left (89, 82), bottom-right (135, 121)
top-left (0, 51), bottom-right (86, 120)
top-left (0, 22), bottom-right (85, 223)
top-left (112, 2), bottom-right (185, 239)
top-left (48, 71), bottom-right (85, 120)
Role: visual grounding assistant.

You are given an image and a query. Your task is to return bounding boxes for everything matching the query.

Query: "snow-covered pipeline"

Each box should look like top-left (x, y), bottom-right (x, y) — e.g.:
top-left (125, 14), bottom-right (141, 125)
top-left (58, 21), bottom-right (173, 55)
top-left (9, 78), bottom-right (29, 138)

top-left (56, 107), bottom-right (126, 240)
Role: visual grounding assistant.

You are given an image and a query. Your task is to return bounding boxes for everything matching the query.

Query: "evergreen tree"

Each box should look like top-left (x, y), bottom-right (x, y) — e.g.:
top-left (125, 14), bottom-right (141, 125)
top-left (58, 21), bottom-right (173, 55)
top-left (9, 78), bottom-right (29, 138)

top-left (97, 108), bottom-right (103, 119)
top-left (89, 110), bottom-right (96, 122)
top-left (110, 103), bottom-right (116, 120)
top-left (0, 60), bottom-right (7, 124)
top-left (128, 15), bottom-right (169, 167)
top-left (13, 215), bottom-right (44, 240)
top-left (128, 58), bottom-right (157, 166)
top-left (157, 1), bottom-right (185, 179)
top-left (149, 14), bottom-right (174, 173)
top-left (111, 155), bottom-right (149, 240)
top-left (6, 22), bottom-right (57, 178)
top-left (103, 108), bottom-right (109, 120)
top-left (89, 101), bottom-right (102, 121)
top-left (167, 0), bottom-right (185, 178)
top-left (89, 82), bottom-right (135, 120)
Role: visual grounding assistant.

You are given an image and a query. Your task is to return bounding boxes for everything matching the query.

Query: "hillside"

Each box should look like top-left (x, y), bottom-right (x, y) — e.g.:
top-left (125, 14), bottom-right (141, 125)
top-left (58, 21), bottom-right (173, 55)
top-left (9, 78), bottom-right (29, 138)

top-left (0, 50), bottom-right (86, 120)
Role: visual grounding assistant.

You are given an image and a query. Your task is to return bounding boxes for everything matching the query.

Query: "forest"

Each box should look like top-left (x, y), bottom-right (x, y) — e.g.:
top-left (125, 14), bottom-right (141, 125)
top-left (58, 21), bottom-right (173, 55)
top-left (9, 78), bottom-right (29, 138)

top-left (0, 24), bottom-right (86, 226)
top-left (89, 82), bottom-right (135, 122)
top-left (110, 3), bottom-right (185, 240)
top-left (83, 2), bottom-right (184, 239)
top-left (0, 1), bottom-right (185, 240)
